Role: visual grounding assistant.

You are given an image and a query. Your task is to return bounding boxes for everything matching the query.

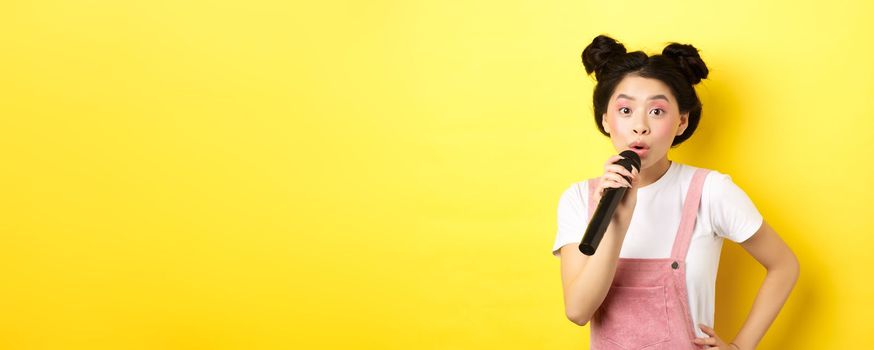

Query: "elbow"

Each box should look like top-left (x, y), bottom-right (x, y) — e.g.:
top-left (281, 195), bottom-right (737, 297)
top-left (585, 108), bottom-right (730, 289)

top-left (565, 309), bottom-right (591, 327)
top-left (789, 252), bottom-right (800, 284)
top-left (783, 250), bottom-right (800, 284)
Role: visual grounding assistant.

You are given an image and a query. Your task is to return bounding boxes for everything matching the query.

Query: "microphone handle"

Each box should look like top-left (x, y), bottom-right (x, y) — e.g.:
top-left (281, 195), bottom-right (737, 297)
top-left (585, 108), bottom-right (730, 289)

top-left (577, 150), bottom-right (639, 256)
top-left (579, 186), bottom-right (627, 255)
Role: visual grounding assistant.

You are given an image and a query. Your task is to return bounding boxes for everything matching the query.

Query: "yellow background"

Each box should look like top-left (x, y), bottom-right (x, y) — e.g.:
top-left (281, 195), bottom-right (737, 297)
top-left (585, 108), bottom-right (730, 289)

top-left (1, 0), bottom-right (871, 349)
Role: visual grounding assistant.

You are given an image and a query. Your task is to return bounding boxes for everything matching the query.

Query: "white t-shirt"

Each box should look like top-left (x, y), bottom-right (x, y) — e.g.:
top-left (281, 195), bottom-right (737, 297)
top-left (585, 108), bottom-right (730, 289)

top-left (551, 161), bottom-right (763, 337)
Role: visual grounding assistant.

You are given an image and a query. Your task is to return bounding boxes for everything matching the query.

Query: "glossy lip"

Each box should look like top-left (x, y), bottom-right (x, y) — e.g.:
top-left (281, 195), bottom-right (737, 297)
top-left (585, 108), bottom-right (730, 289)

top-left (628, 140), bottom-right (649, 158)
top-left (629, 147), bottom-right (649, 158)
top-left (628, 140), bottom-right (649, 149)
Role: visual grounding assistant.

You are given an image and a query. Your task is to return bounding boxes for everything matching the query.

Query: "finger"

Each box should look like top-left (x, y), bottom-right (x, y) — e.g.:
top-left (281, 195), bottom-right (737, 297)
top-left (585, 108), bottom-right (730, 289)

top-left (693, 337), bottom-right (716, 346)
top-left (606, 155), bottom-right (635, 172)
top-left (598, 182), bottom-right (623, 196)
top-left (597, 182), bottom-right (622, 199)
top-left (605, 164), bottom-right (634, 179)
top-left (599, 173), bottom-right (619, 186)
top-left (603, 155), bottom-right (624, 168)
top-left (698, 324), bottom-right (716, 337)
top-left (602, 173), bottom-right (631, 188)
top-left (607, 173), bottom-right (631, 187)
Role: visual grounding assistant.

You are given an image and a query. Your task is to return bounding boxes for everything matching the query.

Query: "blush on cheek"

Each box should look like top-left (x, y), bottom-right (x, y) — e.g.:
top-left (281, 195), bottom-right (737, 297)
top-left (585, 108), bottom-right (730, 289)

top-left (607, 117), bottom-right (618, 134)
top-left (652, 124), bottom-right (676, 139)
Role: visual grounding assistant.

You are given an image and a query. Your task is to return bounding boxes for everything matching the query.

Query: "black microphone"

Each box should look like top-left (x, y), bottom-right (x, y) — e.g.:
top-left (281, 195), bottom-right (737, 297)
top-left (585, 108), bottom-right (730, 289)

top-left (579, 150), bottom-right (641, 256)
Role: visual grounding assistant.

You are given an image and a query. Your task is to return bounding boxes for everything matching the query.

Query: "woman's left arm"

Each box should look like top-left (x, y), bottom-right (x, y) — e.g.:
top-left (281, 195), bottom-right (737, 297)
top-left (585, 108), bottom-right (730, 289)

top-left (729, 220), bottom-right (800, 349)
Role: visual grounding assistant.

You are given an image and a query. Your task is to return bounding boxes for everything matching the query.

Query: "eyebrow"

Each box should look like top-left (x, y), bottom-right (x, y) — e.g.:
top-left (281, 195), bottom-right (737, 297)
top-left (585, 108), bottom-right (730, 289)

top-left (616, 94), bottom-right (671, 102)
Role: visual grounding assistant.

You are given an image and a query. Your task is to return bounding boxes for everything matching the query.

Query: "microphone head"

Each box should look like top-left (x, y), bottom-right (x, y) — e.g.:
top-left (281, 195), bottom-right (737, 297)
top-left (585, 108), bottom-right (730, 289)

top-left (618, 150), bottom-right (641, 171)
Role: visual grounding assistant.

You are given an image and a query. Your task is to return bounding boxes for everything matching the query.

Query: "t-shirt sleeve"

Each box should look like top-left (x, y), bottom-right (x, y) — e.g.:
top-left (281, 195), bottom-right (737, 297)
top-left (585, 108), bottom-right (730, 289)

top-left (706, 173), bottom-right (763, 243)
top-left (552, 182), bottom-right (588, 257)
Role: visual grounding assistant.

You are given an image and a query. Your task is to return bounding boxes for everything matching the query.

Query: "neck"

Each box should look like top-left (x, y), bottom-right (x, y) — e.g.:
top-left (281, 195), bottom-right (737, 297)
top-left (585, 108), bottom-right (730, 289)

top-left (637, 156), bottom-right (672, 188)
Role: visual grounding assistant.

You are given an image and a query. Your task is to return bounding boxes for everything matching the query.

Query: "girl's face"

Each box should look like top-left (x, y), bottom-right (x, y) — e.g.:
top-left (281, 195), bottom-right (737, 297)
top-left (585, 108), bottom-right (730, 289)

top-left (601, 75), bottom-right (689, 171)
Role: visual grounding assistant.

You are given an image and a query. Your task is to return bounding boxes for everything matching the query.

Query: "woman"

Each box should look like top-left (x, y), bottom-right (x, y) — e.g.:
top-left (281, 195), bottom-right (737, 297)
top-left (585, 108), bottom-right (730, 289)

top-left (552, 35), bottom-right (799, 349)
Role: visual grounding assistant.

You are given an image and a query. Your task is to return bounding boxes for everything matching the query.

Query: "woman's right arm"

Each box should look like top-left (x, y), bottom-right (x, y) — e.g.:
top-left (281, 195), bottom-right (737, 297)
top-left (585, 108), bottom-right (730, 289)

top-left (559, 155), bottom-right (638, 326)
top-left (559, 218), bottom-right (631, 325)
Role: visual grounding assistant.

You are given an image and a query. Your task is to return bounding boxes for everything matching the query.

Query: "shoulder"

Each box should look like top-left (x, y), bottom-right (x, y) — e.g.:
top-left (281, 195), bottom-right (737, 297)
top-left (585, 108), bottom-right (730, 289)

top-left (676, 163), bottom-right (756, 209)
top-left (680, 165), bottom-right (763, 241)
top-left (700, 168), bottom-right (740, 198)
top-left (558, 180), bottom-right (589, 207)
top-left (672, 163), bottom-right (733, 191)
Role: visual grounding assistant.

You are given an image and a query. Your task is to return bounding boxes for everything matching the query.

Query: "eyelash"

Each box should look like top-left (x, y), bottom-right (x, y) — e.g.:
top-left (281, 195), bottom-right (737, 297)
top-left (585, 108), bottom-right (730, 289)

top-left (618, 107), bottom-right (666, 117)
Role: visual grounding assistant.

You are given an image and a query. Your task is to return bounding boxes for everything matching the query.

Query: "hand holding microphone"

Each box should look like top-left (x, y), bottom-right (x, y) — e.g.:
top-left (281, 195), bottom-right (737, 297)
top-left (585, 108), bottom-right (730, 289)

top-left (579, 150), bottom-right (641, 256)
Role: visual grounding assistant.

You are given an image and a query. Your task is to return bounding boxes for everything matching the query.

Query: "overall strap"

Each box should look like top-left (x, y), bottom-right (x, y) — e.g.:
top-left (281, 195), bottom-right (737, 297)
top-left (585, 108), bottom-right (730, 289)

top-left (584, 178), bottom-right (599, 220)
top-left (670, 168), bottom-right (711, 261)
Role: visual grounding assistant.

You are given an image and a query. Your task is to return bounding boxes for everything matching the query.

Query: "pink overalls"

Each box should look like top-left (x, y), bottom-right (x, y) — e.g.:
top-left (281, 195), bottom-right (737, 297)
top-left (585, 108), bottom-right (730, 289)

top-left (584, 168), bottom-right (710, 350)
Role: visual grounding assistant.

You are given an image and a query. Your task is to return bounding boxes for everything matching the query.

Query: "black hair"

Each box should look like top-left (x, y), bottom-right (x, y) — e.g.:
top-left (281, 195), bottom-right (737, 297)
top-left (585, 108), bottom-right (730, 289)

top-left (581, 35), bottom-right (709, 146)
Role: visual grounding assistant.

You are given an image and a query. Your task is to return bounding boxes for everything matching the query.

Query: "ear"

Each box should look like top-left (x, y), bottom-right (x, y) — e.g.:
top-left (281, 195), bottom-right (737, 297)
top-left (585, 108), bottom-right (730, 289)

top-left (677, 112), bottom-right (689, 136)
top-left (601, 113), bottom-right (610, 134)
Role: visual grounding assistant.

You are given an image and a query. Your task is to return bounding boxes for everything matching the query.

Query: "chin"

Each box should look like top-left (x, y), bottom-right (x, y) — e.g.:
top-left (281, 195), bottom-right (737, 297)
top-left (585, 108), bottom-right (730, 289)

top-left (637, 155), bottom-right (658, 168)
top-left (638, 159), bottom-right (651, 170)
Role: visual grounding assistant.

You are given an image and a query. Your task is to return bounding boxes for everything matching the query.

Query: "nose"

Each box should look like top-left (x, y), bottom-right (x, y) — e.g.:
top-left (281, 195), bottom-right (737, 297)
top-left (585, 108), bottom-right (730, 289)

top-left (632, 114), bottom-right (650, 135)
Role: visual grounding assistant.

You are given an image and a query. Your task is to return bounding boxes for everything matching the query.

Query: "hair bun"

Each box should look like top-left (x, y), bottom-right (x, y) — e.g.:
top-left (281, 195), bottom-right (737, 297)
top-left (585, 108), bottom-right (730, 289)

top-left (662, 43), bottom-right (709, 84)
top-left (581, 35), bottom-right (627, 79)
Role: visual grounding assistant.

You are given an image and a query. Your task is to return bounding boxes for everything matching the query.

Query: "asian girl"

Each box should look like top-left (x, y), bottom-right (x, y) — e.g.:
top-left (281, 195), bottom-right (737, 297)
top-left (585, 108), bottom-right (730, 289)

top-left (552, 35), bottom-right (799, 349)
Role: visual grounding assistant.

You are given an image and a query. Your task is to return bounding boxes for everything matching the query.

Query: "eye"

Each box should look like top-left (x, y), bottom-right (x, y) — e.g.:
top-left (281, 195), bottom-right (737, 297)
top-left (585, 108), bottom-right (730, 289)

top-left (649, 108), bottom-right (665, 117)
top-left (619, 107), bottom-right (631, 115)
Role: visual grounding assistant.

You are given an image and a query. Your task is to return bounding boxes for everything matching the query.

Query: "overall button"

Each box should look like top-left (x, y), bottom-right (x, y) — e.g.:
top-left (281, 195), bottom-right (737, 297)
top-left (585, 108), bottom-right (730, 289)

top-left (671, 261), bottom-right (679, 269)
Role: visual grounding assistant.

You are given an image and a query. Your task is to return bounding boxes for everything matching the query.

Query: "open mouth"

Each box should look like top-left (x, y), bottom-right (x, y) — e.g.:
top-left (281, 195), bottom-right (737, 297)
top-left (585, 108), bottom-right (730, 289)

top-left (629, 145), bottom-right (649, 157)
top-left (629, 140), bottom-right (649, 150)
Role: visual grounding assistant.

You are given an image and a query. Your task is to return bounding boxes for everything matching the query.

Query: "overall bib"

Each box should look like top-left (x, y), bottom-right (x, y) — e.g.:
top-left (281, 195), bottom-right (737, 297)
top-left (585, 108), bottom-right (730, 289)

top-left (584, 168), bottom-right (710, 350)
